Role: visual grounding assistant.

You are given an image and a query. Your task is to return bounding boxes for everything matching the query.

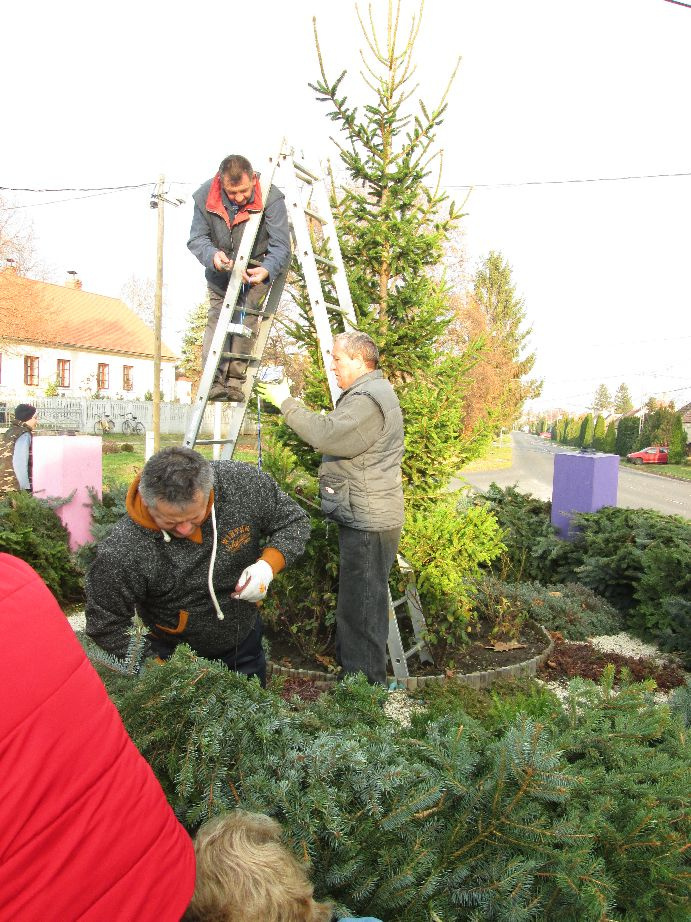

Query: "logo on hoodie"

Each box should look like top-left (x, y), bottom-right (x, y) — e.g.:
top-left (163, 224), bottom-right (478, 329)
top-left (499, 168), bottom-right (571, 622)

top-left (221, 524), bottom-right (251, 553)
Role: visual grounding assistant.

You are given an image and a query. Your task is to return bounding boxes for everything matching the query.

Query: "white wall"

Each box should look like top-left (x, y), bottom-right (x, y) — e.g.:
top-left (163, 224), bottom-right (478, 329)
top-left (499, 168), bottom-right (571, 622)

top-left (0, 342), bottom-right (176, 402)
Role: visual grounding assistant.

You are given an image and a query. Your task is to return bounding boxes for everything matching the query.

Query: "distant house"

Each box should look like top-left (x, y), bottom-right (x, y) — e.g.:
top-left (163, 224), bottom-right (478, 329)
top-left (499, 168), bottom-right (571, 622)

top-left (678, 402), bottom-right (691, 444)
top-left (0, 266), bottom-right (177, 402)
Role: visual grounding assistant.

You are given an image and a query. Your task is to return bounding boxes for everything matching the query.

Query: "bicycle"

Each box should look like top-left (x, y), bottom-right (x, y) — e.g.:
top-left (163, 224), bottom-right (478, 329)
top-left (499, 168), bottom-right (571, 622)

top-left (93, 412), bottom-right (115, 434)
top-left (121, 412), bottom-right (145, 435)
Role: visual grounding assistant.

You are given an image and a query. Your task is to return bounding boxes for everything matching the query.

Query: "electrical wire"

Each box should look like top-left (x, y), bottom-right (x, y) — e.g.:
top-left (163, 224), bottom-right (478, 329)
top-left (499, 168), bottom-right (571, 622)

top-left (443, 170), bottom-right (691, 190)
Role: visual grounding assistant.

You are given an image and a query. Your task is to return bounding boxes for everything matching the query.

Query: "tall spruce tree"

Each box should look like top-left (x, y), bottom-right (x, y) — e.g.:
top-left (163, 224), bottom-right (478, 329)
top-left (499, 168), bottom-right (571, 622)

top-left (470, 251), bottom-right (542, 427)
top-left (592, 383), bottom-right (612, 415)
top-left (306, 0), bottom-right (483, 503)
top-left (613, 382), bottom-right (634, 414)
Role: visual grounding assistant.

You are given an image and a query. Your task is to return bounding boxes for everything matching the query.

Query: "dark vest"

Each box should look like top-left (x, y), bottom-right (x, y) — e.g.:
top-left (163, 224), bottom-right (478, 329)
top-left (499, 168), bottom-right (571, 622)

top-left (0, 422), bottom-right (32, 493)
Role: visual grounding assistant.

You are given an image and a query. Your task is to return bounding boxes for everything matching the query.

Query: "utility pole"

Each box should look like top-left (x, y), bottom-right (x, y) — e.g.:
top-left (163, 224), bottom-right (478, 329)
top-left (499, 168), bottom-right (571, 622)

top-left (149, 177), bottom-right (184, 454)
top-left (153, 174), bottom-right (165, 453)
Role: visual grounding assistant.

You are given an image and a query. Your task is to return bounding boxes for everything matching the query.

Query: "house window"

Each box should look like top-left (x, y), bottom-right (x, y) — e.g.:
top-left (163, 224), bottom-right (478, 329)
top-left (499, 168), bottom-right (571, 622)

top-left (123, 365), bottom-right (134, 391)
top-left (97, 363), bottom-right (110, 390)
top-left (57, 358), bottom-right (71, 388)
top-left (24, 355), bottom-right (39, 386)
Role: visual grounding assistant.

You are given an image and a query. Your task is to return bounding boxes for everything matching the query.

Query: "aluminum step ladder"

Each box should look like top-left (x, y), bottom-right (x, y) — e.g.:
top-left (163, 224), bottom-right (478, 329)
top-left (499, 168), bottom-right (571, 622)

top-left (183, 139), bottom-right (433, 679)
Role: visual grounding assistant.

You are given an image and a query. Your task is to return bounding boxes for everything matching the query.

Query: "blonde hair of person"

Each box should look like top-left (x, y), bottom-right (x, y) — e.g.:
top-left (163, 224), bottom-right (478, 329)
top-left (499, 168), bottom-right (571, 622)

top-left (184, 810), bottom-right (333, 922)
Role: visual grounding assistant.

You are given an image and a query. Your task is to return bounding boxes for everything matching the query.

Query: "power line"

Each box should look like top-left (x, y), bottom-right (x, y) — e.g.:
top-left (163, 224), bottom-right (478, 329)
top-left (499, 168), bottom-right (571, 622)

top-left (3, 187), bottom-right (156, 210)
top-left (0, 183), bottom-right (152, 193)
top-left (443, 170), bottom-right (691, 190)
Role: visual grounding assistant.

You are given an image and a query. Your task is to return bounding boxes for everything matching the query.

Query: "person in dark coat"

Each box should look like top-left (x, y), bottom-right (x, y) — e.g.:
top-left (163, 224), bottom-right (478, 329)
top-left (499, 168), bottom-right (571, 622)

top-left (0, 403), bottom-right (38, 494)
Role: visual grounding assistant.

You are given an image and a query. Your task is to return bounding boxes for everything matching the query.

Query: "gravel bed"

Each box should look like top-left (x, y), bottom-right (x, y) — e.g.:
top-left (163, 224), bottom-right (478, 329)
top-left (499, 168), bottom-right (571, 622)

top-left (68, 612), bottom-right (86, 632)
top-left (587, 632), bottom-right (670, 662)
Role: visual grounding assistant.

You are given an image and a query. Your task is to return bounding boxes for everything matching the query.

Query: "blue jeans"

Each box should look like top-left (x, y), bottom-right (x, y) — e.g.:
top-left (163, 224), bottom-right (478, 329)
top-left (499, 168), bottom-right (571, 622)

top-left (335, 525), bottom-right (402, 685)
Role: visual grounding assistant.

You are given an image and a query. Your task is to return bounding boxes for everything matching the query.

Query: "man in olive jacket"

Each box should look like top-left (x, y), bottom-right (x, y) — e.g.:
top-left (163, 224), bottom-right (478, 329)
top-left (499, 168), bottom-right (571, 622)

top-left (259, 332), bottom-right (404, 685)
top-left (188, 153), bottom-right (291, 402)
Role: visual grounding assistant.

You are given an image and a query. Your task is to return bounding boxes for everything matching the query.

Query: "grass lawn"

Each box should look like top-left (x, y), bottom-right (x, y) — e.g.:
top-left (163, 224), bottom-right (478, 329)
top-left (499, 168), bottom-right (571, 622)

top-left (100, 433), bottom-right (258, 488)
top-left (622, 459), bottom-right (691, 482)
top-left (460, 435), bottom-right (513, 473)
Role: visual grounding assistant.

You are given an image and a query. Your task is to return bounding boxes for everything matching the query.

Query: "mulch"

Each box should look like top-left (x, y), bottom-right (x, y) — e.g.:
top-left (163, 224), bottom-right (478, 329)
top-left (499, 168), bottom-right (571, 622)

top-left (538, 633), bottom-right (686, 692)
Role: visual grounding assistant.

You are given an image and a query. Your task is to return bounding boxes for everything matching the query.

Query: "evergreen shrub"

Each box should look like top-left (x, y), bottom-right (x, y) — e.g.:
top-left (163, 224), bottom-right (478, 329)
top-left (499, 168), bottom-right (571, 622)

top-left (95, 647), bottom-right (691, 921)
top-left (0, 491), bottom-right (83, 603)
top-left (475, 487), bottom-right (691, 660)
top-left (260, 436), bottom-right (339, 657)
top-left (473, 484), bottom-right (569, 583)
top-left (474, 578), bottom-right (623, 641)
top-left (76, 483), bottom-right (129, 570)
top-left (399, 495), bottom-right (506, 647)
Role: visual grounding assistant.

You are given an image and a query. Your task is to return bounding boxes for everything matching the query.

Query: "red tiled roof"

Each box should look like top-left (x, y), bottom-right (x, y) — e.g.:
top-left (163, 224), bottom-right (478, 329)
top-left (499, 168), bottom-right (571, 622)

top-left (678, 402), bottom-right (691, 423)
top-left (0, 269), bottom-right (176, 361)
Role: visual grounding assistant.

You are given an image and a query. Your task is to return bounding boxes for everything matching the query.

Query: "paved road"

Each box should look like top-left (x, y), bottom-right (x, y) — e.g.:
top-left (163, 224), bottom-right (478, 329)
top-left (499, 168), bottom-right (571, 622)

top-left (451, 432), bottom-right (691, 520)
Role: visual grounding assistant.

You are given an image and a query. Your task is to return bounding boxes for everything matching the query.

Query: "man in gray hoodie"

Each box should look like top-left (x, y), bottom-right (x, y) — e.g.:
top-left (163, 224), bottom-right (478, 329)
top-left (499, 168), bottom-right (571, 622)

top-left (259, 332), bottom-right (404, 685)
top-left (86, 447), bottom-right (309, 685)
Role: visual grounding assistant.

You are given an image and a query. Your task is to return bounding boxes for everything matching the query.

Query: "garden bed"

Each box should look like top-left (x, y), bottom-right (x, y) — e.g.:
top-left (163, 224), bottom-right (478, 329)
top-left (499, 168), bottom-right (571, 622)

top-left (538, 632), bottom-right (686, 691)
top-left (267, 616), bottom-right (553, 693)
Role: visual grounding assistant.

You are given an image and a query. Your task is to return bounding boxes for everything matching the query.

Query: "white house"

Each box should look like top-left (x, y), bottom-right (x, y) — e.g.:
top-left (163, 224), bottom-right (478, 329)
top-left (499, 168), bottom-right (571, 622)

top-left (0, 266), bottom-right (178, 403)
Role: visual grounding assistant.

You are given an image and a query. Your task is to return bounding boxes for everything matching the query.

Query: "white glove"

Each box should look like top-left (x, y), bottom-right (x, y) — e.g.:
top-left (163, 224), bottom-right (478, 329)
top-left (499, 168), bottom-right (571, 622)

top-left (232, 559), bottom-right (274, 602)
top-left (256, 379), bottom-right (292, 408)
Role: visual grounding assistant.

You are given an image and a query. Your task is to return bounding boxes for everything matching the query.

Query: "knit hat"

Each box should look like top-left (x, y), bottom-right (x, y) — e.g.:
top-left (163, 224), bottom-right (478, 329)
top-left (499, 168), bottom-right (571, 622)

top-left (14, 404), bottom-right (37, 422)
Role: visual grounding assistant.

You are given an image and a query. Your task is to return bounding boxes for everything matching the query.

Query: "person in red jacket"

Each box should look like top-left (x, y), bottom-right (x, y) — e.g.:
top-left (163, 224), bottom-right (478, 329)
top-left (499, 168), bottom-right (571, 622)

top-left (0, 553), bottom-right (196, 921)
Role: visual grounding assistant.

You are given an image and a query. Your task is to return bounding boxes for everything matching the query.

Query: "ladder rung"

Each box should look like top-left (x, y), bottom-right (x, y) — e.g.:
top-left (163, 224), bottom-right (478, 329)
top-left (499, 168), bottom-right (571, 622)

top-left (325, 301), bottom-right (348, 314)
top-left (194, 438), bottom-right (240, 445)
top-left (303, 206), bottom-right (328, 224)
top-left (293, 159), bottom-right (320, 182)
top-left (220, 353), bottom-right (260, 364)
top-left (224, 323), bottom-right (253, 338)
top-left (313, 254), bottom-right (337, 270)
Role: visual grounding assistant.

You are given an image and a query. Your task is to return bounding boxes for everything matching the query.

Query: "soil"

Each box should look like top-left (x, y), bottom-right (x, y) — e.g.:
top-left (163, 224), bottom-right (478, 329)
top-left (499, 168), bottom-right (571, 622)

top-left (538, 634), bottom-right (687, 691)
top-left (266, 616), bottom-right (550, 678)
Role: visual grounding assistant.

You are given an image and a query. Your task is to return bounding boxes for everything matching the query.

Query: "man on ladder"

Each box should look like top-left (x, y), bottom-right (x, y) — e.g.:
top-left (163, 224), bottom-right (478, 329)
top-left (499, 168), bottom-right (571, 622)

top-left (259, 331), bottom-right (405, 686)
top-left (187, 153), bottom-right (291, 402)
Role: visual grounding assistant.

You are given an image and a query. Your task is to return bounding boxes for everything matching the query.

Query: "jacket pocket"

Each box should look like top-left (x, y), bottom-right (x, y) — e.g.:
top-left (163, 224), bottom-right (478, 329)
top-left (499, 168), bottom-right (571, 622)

top-left (319, 475), bottom-right (355, 525)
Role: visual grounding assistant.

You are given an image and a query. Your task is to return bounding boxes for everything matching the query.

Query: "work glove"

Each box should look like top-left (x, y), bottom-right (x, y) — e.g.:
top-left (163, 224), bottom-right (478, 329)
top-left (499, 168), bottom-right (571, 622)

top-left (232, 559), bottom-right (274, 602)
top-left (256, 378), bottom-right (292, 409)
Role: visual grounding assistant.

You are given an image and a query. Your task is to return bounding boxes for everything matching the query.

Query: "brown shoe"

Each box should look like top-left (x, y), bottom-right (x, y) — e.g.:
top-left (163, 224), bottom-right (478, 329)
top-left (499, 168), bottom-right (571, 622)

top-left (207, 383), bottom-right (229, 401)
top-left (225, 386), bottom-right (246, 403)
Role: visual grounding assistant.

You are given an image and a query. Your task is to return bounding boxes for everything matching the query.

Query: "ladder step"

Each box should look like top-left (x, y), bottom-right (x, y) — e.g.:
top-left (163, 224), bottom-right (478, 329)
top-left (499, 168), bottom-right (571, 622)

top-left (303, 206), bottom-right (328, 224)
top-left (325, 301), bottom-right (349, 314)
top-left (194, 438), bottom-right (240, 445)
top-left (225, 323), bottom-right (253, 338)
top-left (293, 159), bottom-right (320, 182)
top-left (220, 353), bottom-right (260, 364)
top-left (313, 254), bottom-right (337, 270)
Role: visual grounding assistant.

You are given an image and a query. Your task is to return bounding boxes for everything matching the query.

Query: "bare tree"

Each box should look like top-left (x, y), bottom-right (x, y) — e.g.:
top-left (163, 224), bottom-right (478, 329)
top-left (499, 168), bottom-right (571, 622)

top-left (121, 274), bottom-right (157, 328)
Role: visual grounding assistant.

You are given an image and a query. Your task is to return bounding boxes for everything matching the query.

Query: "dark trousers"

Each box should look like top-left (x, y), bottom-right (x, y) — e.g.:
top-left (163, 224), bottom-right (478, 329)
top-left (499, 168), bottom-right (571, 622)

top-left (149, 615), bottom-right (267, 687)
top-left (202, 283), bottom-right (269, 385)
top-left (335, 524), bottom-right (402, 685)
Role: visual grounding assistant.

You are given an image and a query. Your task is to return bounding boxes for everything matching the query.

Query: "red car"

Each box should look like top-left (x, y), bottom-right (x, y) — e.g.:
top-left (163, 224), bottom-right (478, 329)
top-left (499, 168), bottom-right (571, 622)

top-left (627, 446), bottom-right (669, 464)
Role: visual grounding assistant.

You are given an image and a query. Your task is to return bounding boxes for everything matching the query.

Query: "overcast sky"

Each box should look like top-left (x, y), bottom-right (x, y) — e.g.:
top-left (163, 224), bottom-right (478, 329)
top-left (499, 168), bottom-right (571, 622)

top-left (3, 0), bottom-right (690, 413)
